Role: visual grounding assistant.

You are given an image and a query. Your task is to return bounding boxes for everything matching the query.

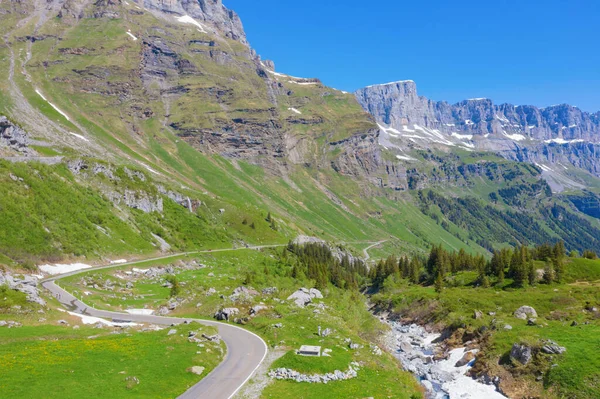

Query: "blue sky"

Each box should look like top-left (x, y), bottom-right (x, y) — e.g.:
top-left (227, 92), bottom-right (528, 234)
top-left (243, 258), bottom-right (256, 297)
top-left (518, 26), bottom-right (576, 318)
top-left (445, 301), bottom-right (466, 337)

top-left (226, 0), bottom-right (600, 112)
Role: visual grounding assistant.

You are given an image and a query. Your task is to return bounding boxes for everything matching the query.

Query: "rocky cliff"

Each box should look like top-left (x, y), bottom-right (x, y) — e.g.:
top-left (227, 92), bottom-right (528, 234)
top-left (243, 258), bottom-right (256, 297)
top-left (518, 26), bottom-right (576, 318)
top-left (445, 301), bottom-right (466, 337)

top-left (356, 81), bottom-right (600, 141)
top-left (355, 81), bottom-right (600, 182)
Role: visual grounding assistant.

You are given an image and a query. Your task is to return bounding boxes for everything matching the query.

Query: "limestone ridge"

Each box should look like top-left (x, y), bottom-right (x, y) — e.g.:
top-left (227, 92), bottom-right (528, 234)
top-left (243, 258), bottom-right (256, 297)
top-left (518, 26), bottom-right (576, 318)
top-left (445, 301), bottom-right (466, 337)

top-left (355, 81), bottom-right (600, 182)
top-left (355, 81), bottom-right (600, 141)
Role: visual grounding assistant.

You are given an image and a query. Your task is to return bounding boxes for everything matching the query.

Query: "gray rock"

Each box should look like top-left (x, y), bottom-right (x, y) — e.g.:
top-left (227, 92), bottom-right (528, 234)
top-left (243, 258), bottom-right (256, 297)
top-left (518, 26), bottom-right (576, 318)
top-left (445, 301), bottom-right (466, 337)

top-left (261, 287), bottom-right (278, 295)
top-left (541, 341), bottom-right (566, 355)
top-left (249, 304), bottom-right (268, 315)
top-left (287, 287), bottom-right (323, 307)
top-left (214, 307), bottom-right (239, 321)
top-left (168, 329), bottom-right (177, 335)
top-left (0, 116), bottom-right (31, 153)
top-left (510, 343), bottom-right (533, 365)
top-left (189, 366), bottom-right (205, 375)
top-left (473, 310), bottom-right (483, 320)
top-left (514, 306), bottom-right (538, 320)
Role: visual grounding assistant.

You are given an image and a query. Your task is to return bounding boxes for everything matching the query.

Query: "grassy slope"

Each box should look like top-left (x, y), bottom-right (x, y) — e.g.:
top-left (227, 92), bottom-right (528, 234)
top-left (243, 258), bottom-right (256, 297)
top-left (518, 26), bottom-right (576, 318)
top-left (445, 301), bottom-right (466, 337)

top-left (372, 257), bottom-right (600, 398)
top-left (0, 290), bottom-right (224, 399)
top-left (59, 248), bottom-right (423, 399)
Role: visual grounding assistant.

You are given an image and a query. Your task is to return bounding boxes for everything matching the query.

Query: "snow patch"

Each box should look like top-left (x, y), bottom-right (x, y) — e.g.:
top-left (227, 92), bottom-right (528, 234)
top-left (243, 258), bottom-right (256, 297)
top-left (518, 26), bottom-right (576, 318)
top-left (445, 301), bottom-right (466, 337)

top-left (35, 89), bottom-right (71, 121)
top-left (177, 15), bottom-right (206, 33)
top-left (451, 132), bottom-right (473, 140)
top-left (503, 132), bottom-right (527, 141)
top-left (396, 155), bottom-right (416, 161)
top-left (69, 132), bottom-right (89, 142)
top-left (126, 30), bottom-right (138, 41)
top-left (39, 263), bottom-right (92, 275)
top-left (365, 80), bottom-right (414, 88)
top-left (288, 107), bottom-right (302, 115)
top-left (110, 259), bottom-right (128, 265)
top-left (544, 138), bottom-right (584, 145)
top-left (288, 81), bottom-right (317, 86)
top-left (464, 119), bottom-right (474, 126)
top-left (125, 309), bottom-right (155, 316)
top-left (67, 311), bottom-right (139, 327)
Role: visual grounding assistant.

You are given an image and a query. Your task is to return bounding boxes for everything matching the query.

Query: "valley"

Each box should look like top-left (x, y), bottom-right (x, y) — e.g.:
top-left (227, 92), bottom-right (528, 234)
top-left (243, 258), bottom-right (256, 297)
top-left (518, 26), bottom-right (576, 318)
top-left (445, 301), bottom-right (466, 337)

top-left (1, 0), bottom-right (599, 398)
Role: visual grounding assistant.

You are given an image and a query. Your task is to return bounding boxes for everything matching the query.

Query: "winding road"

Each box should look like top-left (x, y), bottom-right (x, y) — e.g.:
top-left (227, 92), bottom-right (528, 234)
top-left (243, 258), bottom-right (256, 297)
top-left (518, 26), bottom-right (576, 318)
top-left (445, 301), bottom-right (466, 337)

top-left (41, 248), bottom-right (282, 399)
top-left (41, 241), bottom-right (385, 398)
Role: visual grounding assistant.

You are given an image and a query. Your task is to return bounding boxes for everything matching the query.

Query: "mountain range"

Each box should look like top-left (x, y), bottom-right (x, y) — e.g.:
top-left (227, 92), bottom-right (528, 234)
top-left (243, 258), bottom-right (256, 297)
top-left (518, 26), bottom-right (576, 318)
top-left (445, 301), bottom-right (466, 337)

top-left (2, 0), bottom-right (600, 265)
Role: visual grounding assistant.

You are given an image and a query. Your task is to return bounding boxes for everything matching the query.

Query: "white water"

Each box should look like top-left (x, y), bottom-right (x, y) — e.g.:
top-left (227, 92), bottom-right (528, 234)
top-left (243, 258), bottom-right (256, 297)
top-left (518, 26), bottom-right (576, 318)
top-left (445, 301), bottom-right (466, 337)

top-left (387, 321), bottom-right (506, 399)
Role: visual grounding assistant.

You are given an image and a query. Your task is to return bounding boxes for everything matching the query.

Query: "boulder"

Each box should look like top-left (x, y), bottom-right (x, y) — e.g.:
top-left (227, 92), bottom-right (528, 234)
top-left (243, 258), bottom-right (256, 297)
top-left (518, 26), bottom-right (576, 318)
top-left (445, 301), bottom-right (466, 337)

top-left (473, 310), bottom-right (483, 320)
top-left (168, 329), bottom-right (177, 335)
top-left (287, 287), bottom-right (323, 307)
top-left (249, 304), bottom-right (268, 315)
top-left (189, 366), bottom-right (205, 375)
top-left (455, 351), bottom-right (476, 367)
top-left (214, 307), bottom-right (239, 321)
top-left (514, 306), bottom-right (537, 320)
top-left (510, 343), bottom-right (533, 365)
top-left (261, 287), bottom-right (277, 295)
top-left (542, 341), bottom-right (566, 355)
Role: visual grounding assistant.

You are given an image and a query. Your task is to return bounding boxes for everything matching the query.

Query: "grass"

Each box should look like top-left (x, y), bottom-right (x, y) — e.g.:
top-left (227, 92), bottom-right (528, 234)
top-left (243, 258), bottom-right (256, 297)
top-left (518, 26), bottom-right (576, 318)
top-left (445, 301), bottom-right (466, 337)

top-left (58, 248), bottom-right (423, 399)
top-left (0, 323), bottom-right (224, 399)
top-left (372, 263), bottom-right (600, 399)
top-left (272, 350), bottom-right (353, 374)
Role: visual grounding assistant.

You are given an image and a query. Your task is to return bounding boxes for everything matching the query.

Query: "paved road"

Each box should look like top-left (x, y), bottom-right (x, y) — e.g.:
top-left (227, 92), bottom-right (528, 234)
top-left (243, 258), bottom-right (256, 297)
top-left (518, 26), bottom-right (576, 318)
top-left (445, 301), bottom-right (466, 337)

top-left (41, 249), bottom-right (274, 399)
top-left (362, 240), bottom-right (387, 261)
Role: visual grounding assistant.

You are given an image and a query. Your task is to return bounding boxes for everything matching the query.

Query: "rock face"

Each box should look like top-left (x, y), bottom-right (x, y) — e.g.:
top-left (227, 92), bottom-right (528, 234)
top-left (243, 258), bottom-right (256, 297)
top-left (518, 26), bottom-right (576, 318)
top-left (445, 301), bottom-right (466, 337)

top-left (514, 306), bottom-right (538, 320)
top-left (0, 272), bottom-right (46, 306)
top-left (356, 81), bottom-right (600, 142)
top-left (510, 343), bottom-right (533, 365)
top-left (143, 0), bottom-right (247, 45)
top-left (287, 288), bottom-right (323, 307)
top-left (0, 116), bottom-right (31, 154)
top-left (355, 81), bottom-right (600, 180)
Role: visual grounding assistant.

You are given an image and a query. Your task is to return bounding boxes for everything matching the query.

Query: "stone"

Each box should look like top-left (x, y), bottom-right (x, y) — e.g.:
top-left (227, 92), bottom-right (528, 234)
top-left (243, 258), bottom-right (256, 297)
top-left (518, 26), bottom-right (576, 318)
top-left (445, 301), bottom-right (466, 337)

top-left (455, 351), bottom-right (476, 367)
top-left (527, 318), bottom-right (537, 326)
top-left (571, 321), bottom-right (579, 327)
top-left (261, 287), bottom-right (277, 295)
top-left (510, 343), bottom-right (533, 365)
top-left (214, 307), bottom-right (239, 321)
top-left (514, 306), bottom-right (538, 320)
top-left (504, 324), bottom-right (513, 330)
top-left (473, 310), bottom-right (483, 320)
top-left (272, 323), bottom-right (283, 328)
top-left (287, 287), bottom-right (323, 307)
top-left (541, 341), bottom-right (566, 355)
top-left (58, 320), bottom-right (69, 325)
top-left (189, 366), bottom-right (205, 375)
top-left (168, 329), bottom-right (177, 335)
top-left (249, 304), bottom-right (268, 315)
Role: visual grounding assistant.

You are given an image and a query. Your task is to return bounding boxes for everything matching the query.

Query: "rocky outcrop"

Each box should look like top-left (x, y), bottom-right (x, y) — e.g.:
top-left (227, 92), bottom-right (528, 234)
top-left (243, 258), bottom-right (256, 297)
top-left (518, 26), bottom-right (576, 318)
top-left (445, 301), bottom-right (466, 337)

top-left (0, 116), bottom-right (31, 154)
top-left (356, 81), bottom-right (600, 142)
top-left (514, 306), bottom-right (537, 320)
top-left (0, 272), bottom-right (46, 306)
top-left (287, 287), bottom-right (323, 307)
top-left (510, 343), bottom-right (533, 365)
top-left (142, 0), bottom-right (247, 45)
top-left (355, 81), bottom-right (600, 180)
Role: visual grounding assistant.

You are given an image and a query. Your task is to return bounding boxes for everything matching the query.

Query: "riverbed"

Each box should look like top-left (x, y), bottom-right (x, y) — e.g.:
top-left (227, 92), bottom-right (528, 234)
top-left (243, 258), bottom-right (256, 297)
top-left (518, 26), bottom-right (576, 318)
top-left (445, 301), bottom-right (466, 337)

top-left (385, 321), bottom-right (507, 399)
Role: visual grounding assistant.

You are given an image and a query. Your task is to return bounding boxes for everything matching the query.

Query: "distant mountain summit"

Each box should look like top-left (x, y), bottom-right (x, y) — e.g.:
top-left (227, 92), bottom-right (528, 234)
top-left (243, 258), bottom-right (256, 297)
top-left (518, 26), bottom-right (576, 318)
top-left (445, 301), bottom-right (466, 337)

top-left (355, 80), bottom-right (600, 188)
top-left (356, 80), bottom-right (600, 143)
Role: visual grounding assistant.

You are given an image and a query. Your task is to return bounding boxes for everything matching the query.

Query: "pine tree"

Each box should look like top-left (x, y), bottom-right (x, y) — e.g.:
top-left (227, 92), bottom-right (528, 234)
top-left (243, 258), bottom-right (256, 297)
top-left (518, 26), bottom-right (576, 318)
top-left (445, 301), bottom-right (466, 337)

top-left (543, 261), bottom-right (555, 284)
top-left (528, 260), bottom-right (536, 286)
top-left (553, 257), bottom-right (565, 283)
top-left (434, 272), bottom-right (444, 293)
